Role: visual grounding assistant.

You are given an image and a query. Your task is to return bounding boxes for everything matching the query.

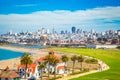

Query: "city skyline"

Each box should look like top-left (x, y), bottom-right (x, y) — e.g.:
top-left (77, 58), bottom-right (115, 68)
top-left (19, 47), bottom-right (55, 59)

top-left (0, 0), bottom-right (120, 34)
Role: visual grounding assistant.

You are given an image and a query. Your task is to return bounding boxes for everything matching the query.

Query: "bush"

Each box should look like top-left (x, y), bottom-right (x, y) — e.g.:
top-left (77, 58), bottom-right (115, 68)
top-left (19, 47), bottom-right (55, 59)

top-left (70, 71), bottom-right (80, 75)
top-left (85, 58), bottom-right (98, 64)
top-left (70, 69), bottom-right (89, 75)
top-left (92, 68), bottom-right (98, 70)
top-left (83, 68), bottom-right (90, 72)
top-left (49, 76), bottom-right (62, 80)
top-left (117, 46), bottom-right (120, 49)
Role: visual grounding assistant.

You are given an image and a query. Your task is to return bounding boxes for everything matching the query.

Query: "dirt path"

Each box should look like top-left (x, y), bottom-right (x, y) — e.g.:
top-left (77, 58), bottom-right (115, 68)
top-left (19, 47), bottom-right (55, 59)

top-left (57, 61), bottom-right (109, 80)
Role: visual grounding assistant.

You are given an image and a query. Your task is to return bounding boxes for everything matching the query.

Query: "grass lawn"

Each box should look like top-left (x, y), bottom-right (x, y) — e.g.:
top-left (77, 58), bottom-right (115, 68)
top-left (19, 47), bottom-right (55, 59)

top-left (50, 48), bottom-right (120, 80)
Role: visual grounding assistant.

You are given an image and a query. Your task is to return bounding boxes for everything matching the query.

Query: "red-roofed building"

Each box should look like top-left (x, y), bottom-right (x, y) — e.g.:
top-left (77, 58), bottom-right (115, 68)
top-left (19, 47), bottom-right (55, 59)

top-left (17, 63), bottom-right (41, 79)
top-left (35, 57), bottom-right (45, 63)
top-left (57, 66), bottom-right (67, 70)
top-left (57, 66), bottom-right (67, 74)
top-left (35, 51), bottom-right (67, 74)
top-left (0, 66), bottom-right (20, 80)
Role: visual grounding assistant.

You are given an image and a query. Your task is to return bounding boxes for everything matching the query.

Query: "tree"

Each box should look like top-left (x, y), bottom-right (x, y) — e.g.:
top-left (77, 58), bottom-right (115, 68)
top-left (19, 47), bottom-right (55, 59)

top-left (52, 58), bottom-right (59, 79)
top-left (77, 55), bottom-right (84, 71)
top-left (85, 58), bottom-right (98, 64)
top-left (61, 55), bottom-right (69, 73)
top-left (71, 55), bottom-right (77, 73)
top-left (38, 63), bottom-right (46, 80)
top-left (21, 52), bottom-right (33, 79)
top-left (44, 54), bottom-right (53, 79)
top-left (117, 46), bottom-right (120, 49)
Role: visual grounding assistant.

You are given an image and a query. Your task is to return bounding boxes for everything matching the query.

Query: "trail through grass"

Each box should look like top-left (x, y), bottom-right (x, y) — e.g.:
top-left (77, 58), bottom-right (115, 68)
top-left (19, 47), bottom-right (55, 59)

top-left (51, 48), bottom-right (120, 80)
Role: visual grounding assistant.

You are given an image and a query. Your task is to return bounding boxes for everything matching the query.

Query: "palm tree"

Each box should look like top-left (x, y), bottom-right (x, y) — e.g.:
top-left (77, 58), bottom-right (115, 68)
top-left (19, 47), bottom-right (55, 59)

top-left (44, 54), bottom-right (53, 79)
top-left (38, 63), bottom-right (46, 80)
top-left (52, 58), bottom-right (59, 79)
top-left (71, 55), bottom-right (77, 73)
top-left (77, 55), bottom-right (84, 71)
top-left (21, 52), bottom-right (33, 79)
top-left (61, 55), bottom-right (69, 73)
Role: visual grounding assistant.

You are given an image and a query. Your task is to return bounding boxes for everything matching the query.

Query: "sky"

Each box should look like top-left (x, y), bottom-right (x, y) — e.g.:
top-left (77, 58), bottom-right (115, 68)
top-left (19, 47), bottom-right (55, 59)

top-left (0, 0), bottom-right (120, 34)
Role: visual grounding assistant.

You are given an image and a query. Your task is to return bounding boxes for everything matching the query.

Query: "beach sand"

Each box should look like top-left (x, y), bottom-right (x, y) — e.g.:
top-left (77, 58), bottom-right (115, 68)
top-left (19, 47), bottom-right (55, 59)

top-left (0, 45), bottom-right (49, 69)
top-left (0, 45), bottom-right (99, 71)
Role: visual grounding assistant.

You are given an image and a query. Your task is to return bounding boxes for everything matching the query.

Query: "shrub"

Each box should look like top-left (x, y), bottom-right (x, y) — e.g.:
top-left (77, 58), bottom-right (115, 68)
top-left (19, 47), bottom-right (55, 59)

top-left (83, 68), bottom-right (90, 72)
top-left (70, 69), bottom-right (89, 75)
top-left (49, 76), bottom-right (62, 80)
top-left (85, 58), bottom-right (98, 64)
top-left (117, 46), bottom-right (120, 49)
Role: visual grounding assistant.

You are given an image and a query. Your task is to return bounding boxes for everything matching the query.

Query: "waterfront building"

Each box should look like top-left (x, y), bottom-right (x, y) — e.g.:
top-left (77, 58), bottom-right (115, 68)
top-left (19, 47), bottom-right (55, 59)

top-left (86, 44), bottom-right (118, 49)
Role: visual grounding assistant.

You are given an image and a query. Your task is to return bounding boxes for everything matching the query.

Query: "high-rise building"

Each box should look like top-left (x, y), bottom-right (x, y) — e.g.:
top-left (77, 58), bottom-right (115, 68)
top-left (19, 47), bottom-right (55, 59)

top-left (41, 28), bottom-right (46, 34)
top-left (77, 29), bottom-right (80, 33)
top-left (38, 28), bottom-right (46, 34)
top-left (52, 27), bottom-right (55, 34)
top-left (91, 29), bottom-right (95, 34)
top-left (47, 29), bottom-right (50, 34)
top-left (61, 30), bottom-right (64, 34)
top-left (71, 26), bottom-right (76, 33)
top-left (117, 30), bottom-right (120, 35)
top-left (8, 30), bottom-right (13, 35)
top-left (65, 30), bottom-right (68, 34)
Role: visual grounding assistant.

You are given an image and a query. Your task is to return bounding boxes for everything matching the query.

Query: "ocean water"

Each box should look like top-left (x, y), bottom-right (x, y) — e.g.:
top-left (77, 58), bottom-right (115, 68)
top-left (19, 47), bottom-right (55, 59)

top-left (9, 44), bottom-right (44, 49)
top-left (0, 48), bottom-right (24, 60)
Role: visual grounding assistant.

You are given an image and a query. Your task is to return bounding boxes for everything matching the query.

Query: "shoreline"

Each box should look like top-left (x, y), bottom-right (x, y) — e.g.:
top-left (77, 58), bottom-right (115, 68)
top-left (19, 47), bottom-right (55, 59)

top-left (0, 45), bottom-right (49, 69)
top-left (0, 48), bottom-right (24, 61)
top-left (0, 45), bottom-right (110, 80)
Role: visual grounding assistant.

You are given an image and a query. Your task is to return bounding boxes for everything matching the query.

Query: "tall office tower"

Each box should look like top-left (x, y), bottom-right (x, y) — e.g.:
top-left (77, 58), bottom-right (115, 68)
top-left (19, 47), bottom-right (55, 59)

top-left (80, 29), bottom-right (83, 33)
top-left (47, 29), bottom-right (50, 34)
top-left (52, 27), bottom-right (55, 34)
top-left (61, 30), bottom-right (64, 34)
top-left (91, 29), bottom-right (95, 34)
top-left (77, 29), bottom-right (80, 33)
top-left (71, 26), bottom-right (76, 33)
top-left (117, 30), bottom-right (120, 35)
top-left (65, 30), bottom-right (68, 34)
top-left (41, 28), bottom-right (46, 34)
top-left (8, 30), bottom-right (13, 35)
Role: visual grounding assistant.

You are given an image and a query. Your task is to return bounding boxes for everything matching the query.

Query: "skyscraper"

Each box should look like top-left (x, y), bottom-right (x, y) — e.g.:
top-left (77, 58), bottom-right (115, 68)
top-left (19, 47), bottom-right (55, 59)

top-left (77, 29), bottom-right (80, 33)
top-left (52, 27), bottom-right (55, 34)
top-left (71, 26), bottom-right (76, 33)
top-left (8, 30), bottom-right (13, 35)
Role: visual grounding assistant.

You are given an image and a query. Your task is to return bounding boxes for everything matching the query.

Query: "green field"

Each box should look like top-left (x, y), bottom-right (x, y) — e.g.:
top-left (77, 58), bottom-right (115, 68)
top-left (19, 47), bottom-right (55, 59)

top-left (51, 48), bottom-right (120, 80)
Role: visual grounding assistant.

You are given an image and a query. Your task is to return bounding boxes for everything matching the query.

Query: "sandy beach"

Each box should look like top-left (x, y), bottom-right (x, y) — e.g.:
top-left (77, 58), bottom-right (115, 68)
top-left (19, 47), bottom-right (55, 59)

top-left (0, 45), bottom-right (49, 69)
top-left (0, 45), bottom-right (99, 71)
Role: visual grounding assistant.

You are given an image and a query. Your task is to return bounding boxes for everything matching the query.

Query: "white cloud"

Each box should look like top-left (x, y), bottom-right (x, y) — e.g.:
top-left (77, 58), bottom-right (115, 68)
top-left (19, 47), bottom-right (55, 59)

top-left (0, 6), bottom-right (120, 33)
